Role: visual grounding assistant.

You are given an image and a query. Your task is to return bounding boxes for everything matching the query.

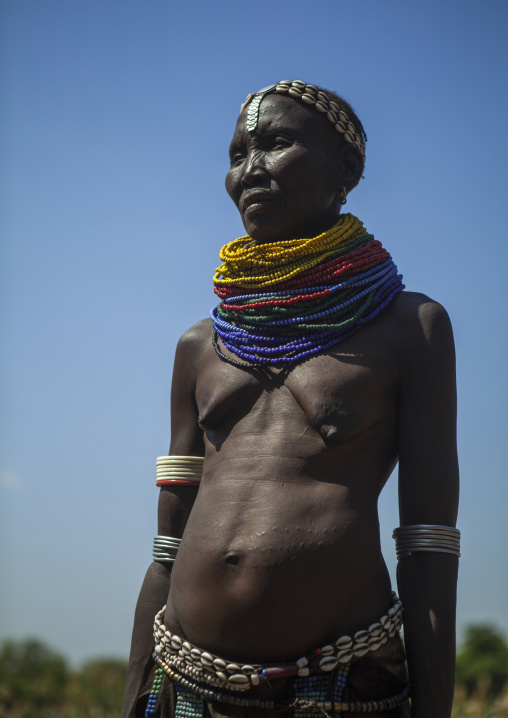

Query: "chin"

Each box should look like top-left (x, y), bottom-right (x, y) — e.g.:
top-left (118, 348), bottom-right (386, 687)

top-left (243, 216), bottom-right (293, 244)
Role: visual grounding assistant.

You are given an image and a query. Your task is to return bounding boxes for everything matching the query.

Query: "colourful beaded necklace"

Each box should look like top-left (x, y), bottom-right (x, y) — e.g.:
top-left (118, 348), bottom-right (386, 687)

top-left (211, 214), bottom-right (404, 367)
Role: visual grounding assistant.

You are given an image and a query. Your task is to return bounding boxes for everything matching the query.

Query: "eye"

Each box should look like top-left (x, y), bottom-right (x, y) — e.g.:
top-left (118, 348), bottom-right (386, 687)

top-left (229, 151), bottom-right (246, 168)
top-left (265, 135), bottom-right (292, 151)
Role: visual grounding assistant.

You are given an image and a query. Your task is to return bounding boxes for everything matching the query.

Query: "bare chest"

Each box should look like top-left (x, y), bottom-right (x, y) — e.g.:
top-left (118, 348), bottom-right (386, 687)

top-left (195, 330), bottom-right (399, 446)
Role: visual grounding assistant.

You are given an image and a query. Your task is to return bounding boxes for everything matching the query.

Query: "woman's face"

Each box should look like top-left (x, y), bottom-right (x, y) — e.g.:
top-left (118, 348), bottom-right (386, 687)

top-left (225, 93), bottom-right (347, 244)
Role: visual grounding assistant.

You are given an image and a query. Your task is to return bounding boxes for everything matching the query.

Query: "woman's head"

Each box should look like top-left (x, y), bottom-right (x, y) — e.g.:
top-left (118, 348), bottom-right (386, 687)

top-left (226, 82), bottom-right (366, 244)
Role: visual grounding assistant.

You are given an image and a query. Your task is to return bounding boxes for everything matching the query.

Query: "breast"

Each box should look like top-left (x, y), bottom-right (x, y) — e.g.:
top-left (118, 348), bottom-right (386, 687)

top-left (283, 351), bottom-right (398, 445)
top-left (195, 357), bottom-right (262, 432)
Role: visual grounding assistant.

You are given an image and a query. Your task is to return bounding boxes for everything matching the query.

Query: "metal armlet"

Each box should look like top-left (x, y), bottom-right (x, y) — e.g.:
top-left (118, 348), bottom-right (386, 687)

top-left (393, 524), bottom-right (460, 559)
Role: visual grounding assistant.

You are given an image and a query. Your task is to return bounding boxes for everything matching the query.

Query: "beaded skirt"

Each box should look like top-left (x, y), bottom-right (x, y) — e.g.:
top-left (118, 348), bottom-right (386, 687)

top-left (137, 634), bottom-right (409, 718)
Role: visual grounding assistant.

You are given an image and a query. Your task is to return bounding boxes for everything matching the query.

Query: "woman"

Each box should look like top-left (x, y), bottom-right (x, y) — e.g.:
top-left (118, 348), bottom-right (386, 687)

top-left (121, 81), bottom-right (460, 718)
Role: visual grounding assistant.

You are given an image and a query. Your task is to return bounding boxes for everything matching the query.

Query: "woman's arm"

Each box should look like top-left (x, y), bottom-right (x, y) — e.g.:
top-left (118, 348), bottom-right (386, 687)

top-left (395, 295), bottom-right (459, 718)
top-left (121, 323), bottom-right (207, 718)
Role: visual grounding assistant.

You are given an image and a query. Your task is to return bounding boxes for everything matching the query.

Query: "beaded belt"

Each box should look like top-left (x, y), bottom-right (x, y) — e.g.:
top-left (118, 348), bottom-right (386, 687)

top-left (153, 593), bottom-right (403, 693)
top-left (150, 662), bottom-right (410, 715)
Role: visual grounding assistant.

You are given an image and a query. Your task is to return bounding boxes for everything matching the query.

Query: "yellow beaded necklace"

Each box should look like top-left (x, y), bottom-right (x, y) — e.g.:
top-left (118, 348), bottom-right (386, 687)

top-left (214, 214), bottom-right (366, 289)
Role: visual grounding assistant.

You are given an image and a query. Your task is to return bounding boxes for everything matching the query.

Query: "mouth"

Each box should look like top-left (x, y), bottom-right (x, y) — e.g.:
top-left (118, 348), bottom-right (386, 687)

top-left (241, 191), bottom-right (276, 214)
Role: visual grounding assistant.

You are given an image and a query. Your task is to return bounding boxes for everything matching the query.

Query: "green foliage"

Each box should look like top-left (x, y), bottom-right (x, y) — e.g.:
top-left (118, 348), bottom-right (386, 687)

top-left (456, 625), bottom-right (508, 701)
top-left (0, 638), bottom-right (68, 710)
top-left (68, 658), bottom-right (127, 713)
top-left (0, 638), bottom-right (127, 717)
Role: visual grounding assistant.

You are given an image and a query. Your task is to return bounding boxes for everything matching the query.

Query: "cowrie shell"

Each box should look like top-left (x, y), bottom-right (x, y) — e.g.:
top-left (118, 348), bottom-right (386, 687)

top-left (201, 652), bottom-right (214, 666)
top-left (353, 643), bottom-right (369, 658)
top-left (336, 636), bottom-right (353, 649)
top-left (213, 658), bottom-right (227, 669)
top-left (301, 93), bottom-right (316, 104)
top-left (368, 623), bottom-right (382, 637)
top-left (354, 630), bottom-right (369, 643)
top-left (337, 649), bottom-right (353, 664)
top-left (319, 656), bottom-right (338, 672)
top-left (288, 87), bottom-right (303, 97)
top-left (320, 645), bottom-right (335, 656)
top-left (216, 671), bottom-right (227, 681)
top-left (368, 638), bottom-right (383, 651)
top-left (315, 101), bottom-right (328, 112)
top-left (229, 673), bottom-right (249, 684)
top-left (226, 663), bottom-right (241, 673)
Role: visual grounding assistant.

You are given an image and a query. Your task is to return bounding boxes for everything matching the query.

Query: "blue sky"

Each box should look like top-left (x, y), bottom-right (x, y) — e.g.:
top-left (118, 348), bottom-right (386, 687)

top-left (1, 0), bottom-right (507, 665)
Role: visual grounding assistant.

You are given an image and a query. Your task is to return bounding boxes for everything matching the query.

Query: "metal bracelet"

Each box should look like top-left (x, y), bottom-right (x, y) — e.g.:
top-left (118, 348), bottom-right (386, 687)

top-left (393, 524), bottom-right (460, 560)
top-left (153, 535), bottom-right (182, 564)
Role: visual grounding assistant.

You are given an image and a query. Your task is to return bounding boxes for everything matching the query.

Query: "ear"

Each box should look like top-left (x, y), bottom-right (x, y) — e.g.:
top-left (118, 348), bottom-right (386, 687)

top-left (336, 143), bottom-right (364, 193)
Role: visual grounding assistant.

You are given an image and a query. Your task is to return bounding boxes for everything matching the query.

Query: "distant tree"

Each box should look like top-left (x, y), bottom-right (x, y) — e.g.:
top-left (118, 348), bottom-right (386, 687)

top-left (0, 639), bottom-right (128, 717)
top-left (68, 657), bottom-right (127, 712)
top-left (0, 638), bottom-right (68, 710)
top-left (456, 624), bottom-right (508, 701)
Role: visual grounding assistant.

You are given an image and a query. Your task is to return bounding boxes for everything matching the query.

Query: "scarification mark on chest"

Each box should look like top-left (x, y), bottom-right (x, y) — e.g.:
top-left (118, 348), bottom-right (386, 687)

top-left (196, 352), bottom-right (387, 448)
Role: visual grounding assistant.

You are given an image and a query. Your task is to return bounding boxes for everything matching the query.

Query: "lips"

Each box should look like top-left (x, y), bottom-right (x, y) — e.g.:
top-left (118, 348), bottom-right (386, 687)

top-left (241, 191), bottom-right (276, 213)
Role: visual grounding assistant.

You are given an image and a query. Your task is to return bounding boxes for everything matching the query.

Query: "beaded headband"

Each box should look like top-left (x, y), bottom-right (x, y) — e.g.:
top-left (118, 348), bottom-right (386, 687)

top-left (240, 81), bottom-right (366, 163)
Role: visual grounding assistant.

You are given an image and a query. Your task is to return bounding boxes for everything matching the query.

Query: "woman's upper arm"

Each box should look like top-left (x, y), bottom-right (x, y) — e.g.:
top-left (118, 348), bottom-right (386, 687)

top-left (158, 320), bottom-right (208, 536)
top-left (396, 297), bottom-right (459, 527)
top-left (168, 321), bottom-right (208, 457)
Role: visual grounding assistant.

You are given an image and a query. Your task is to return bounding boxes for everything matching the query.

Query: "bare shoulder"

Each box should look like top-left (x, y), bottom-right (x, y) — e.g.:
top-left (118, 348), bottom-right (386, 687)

top-left (391, 290), bottom-right (451, 327)
top-left (177, 317), bottom-right (213, 348)
top-left (175, 318), bottom-right (213, 364)
top-left (389, 291), bottom-right (455, 374)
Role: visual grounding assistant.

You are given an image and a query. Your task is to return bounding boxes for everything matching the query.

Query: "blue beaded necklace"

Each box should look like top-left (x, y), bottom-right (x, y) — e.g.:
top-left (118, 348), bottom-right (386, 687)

top-left (211, 217), bottom-right (404, 367)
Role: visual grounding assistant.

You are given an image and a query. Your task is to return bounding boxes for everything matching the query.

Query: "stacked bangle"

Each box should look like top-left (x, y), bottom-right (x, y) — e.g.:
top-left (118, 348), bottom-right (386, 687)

top-left (156, 455), bottom-right (204, 487)
top-left (153, 535), bottom-right (182, 564)
top-left (393, 524), bottom-right (460, 560)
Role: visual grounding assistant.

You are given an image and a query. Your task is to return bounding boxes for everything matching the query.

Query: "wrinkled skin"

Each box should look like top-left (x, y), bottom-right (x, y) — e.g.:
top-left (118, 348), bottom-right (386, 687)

top-left (122, 94), bottom-right (459, 718)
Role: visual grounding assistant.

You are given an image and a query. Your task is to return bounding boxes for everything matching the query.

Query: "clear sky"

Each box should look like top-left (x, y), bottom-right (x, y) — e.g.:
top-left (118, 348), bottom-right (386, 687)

top-left (1, 0), bottom-right (507, 665)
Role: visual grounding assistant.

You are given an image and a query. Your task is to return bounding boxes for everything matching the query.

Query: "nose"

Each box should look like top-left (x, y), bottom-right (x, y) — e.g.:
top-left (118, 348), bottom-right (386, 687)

top-left (240, 148), bottom-right (267, 188)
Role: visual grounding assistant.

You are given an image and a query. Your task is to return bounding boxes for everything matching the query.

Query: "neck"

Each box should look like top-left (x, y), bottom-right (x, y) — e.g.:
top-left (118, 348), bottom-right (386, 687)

top-left (247, 209), bottom-right (344, 246)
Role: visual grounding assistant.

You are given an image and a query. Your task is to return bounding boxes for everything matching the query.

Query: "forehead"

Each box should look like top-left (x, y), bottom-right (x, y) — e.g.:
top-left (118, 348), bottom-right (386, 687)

top-left (230, 93), bottom-right (338, 146)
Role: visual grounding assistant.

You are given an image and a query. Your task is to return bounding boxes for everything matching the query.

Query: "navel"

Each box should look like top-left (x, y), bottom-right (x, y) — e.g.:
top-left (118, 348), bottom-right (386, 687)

top-left (224, 552), bottom-right (241, 566)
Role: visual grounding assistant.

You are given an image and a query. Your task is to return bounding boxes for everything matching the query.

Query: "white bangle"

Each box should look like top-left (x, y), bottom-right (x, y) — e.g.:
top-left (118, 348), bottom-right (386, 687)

top-left (156, 456), bottom-right (204, 486)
